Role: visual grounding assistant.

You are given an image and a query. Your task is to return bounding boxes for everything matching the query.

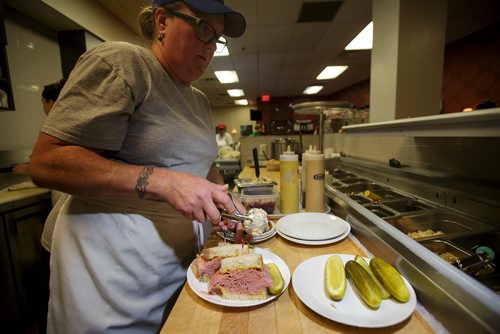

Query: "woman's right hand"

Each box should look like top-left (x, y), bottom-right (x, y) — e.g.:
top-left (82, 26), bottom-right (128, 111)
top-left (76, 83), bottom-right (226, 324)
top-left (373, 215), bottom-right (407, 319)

top-left (152, 169), bottom-right (237, 224)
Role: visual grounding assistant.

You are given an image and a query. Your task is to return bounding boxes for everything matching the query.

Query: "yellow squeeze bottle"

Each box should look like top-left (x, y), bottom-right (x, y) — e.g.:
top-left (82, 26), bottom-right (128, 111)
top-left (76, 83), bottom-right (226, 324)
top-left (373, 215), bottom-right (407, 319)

top-left (280, 145), bottom-right (299, 214)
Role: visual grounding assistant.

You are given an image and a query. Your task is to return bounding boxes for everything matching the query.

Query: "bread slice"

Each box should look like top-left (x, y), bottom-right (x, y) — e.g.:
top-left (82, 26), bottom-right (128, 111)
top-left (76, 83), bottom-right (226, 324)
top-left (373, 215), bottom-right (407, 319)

top-left (202, 243), bottom-right (253, 260)
top-left (219, 253), bottom-right (264, 273)
top-left (220, 287), bottom-right (268, 300)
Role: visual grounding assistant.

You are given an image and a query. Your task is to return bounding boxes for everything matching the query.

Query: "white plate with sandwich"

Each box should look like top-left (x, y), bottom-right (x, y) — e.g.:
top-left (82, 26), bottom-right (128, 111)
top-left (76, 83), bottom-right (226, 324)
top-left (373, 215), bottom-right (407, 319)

top-left (292, 254), bottom-right (417, 328)
top-left (187, 244), bottom-right (290, 307)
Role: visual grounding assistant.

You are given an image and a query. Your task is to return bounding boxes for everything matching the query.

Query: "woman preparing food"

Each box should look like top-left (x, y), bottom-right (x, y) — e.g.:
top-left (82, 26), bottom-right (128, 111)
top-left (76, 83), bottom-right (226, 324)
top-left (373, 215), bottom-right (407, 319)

top-left (29, 0), bottom-right (246, 332)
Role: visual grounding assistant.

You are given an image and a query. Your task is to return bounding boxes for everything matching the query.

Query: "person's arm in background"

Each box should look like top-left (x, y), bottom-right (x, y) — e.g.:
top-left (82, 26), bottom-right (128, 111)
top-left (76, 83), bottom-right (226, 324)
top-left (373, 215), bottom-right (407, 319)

top-left (29, 132), bottom-right (237, 224)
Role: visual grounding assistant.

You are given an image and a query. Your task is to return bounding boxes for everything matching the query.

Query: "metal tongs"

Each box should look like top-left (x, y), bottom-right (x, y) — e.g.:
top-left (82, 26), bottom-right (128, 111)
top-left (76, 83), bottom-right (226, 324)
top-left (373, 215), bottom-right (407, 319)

top-left (220, 192), bottom-right (250, 222)
top-left (220, 193), bottom-right (253, 243)
top-left (454, 252), bottom-right (494, 276)
top-left (220, 210), bottom-right (249, 222)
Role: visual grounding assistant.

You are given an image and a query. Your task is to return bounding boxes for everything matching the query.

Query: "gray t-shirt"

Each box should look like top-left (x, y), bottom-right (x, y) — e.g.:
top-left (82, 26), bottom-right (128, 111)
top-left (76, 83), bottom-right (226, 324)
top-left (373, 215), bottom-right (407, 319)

top-left (43, 41), bottom-right (217, 178)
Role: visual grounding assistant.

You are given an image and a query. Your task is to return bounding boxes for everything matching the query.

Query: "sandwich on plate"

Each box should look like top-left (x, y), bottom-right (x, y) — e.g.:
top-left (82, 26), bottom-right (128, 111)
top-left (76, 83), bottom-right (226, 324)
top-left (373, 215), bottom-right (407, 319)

top-left (191, 243), bottom-right (253, 282)
top-left (191, 243), bottom-right (283, 300)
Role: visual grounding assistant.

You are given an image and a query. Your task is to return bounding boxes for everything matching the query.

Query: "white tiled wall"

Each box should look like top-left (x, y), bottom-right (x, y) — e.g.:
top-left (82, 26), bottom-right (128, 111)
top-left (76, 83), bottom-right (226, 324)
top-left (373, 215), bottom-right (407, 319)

top-left (0, 13), bottom-right (63, 152)
top-left (325, 133), bottom-right (500, 181)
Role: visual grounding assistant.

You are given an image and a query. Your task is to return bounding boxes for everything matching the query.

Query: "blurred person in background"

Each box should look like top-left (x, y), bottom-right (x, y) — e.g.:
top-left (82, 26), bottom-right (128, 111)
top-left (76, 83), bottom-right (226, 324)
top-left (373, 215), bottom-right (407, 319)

top-left (12, 79), bottom-right (66, 176)
top-left (215, 123), bottom-right (234, 148)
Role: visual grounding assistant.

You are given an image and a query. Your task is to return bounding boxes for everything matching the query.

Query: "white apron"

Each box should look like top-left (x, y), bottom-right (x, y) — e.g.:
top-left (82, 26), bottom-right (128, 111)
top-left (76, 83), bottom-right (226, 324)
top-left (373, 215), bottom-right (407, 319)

top-left (47, 195), bottom-right (210, 333)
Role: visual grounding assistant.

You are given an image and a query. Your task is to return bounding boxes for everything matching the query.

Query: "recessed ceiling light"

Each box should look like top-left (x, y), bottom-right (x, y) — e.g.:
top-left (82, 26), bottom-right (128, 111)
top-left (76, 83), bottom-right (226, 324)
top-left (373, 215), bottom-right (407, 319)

top-left (227, 89), bottom-right (244, 97)
top-left (345, 21), bottom-right (373, 50)
top-left (303, 85), bottom-right (324, 95)
top-left (214, 70), bottom-right (239, 84)
top-left (235, 99), bottom-right (248, 105)
top-left (214, 46), bottom-right (229, 56)
top-left (316, 66), bottom-right (348, 80)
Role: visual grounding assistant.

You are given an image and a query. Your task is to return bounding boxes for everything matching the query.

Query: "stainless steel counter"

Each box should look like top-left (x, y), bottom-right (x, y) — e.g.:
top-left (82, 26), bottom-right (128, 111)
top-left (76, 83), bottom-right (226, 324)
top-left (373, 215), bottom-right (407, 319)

top-left (325, 157), bottom-right (500, 333)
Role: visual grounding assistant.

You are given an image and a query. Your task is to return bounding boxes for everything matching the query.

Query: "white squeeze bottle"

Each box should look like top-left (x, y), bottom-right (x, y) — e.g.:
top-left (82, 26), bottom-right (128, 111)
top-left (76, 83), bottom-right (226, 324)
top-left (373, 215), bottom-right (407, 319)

top-left (305, 146), bottom-right (325, 212)
top-left (280, 145), bottom-right (299, 214)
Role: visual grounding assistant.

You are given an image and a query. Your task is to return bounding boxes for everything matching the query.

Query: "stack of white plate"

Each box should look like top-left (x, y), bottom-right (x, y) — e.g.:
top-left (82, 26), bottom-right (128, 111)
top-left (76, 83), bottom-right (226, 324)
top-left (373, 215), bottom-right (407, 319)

top-left (276, 212), bottom-right (350, 245)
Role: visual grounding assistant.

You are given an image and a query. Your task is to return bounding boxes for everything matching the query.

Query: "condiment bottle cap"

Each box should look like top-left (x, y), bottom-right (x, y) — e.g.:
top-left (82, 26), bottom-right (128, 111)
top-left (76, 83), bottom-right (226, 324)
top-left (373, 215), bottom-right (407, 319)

top-left (280, 145), bottom-right (298, 161)
top-left (308, 145), bottom-right (321, 155)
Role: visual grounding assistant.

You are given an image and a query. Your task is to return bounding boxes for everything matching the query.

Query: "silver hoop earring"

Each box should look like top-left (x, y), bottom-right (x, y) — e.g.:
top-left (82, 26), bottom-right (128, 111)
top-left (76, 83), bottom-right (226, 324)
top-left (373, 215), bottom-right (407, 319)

top-left (158, 33), bottom-right (164, 45)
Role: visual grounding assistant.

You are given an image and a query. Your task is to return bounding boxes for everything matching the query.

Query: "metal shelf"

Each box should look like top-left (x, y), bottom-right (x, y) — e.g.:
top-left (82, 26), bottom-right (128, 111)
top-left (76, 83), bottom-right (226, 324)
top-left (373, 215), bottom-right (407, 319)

top-left (341, 108), bottom-right (500, 137)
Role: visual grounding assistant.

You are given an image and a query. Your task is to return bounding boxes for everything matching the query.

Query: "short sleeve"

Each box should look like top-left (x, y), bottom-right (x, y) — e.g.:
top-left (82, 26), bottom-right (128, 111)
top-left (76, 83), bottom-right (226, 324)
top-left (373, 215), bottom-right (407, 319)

top-left (42, 46), bottom-right (137, 151)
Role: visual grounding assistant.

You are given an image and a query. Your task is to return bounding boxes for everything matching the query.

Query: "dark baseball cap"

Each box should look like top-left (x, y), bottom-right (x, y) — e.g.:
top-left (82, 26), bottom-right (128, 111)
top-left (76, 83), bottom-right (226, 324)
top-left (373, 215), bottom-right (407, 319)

top-left (152, 0), bottom-right (246, 38)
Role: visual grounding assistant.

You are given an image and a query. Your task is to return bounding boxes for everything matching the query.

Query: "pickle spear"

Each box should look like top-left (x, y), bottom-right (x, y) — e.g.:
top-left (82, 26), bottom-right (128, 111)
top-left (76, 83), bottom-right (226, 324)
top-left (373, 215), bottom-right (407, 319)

top-left (354, 255), bottom-right (390, 299)
top-left (370, 257), bottom-right (410, 303)
top-left (345, 260), bottom-right (382, 309)
top-left (267, 262), bottom-right (285, 295)
top-left (324, 255), bottom-right (346, 301)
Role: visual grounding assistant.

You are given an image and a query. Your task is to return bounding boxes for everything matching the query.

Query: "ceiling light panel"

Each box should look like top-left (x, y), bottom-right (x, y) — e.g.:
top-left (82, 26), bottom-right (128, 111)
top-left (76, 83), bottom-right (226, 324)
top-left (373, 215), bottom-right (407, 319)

top-left (227, 89), bottom-right (244, 97)
top-left (214, 70), bottom-right (239, 84)
top-left (303, 85), bottom-right (324, 95)
top-left (345, 21), bottom-right (373, 50)
top-left (317, 65), bottom-right (348, 80)
top-left (213, 46), bottom-right (229, 56)
top-left (234, 99), bottom-right (248, 105)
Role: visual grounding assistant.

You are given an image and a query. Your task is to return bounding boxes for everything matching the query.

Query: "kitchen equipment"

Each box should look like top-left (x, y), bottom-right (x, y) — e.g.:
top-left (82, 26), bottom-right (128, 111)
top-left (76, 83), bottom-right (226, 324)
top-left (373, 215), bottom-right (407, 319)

top-left (220, 210), bottom-right (249, 222)
top-left (240, 187), bottom-right (279, 214)
top-left (293, 120), bottom-right (314, 133)
top-left (222, 192), bottom-right (272, 223)
top-left (252, 147), bottom-right (260, 178)
top-left (240, 125), bottom-right (253, 136)
top-left (454, 253), bottom-right (495, 276)
top-left (233, 177), bottom-right (276, 193)
top-left (292, 101), bottom-right (354, 152)
top-left (269, 107), bottom-right (293, 135)
top-left (271, 138), bottom-right (300, 160)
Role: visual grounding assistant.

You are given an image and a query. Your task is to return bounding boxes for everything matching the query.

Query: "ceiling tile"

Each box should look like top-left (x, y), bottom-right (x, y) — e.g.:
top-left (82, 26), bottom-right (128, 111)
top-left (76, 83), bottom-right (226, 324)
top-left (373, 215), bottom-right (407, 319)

top-left (287, 22), bottom-right (331, 52)
top-left (258, 25), bottom-right (294, 53)
top-left (317, 21), bottom-right (369, 52)
top-left (231, 54), bottom-right (258, 71)
top-left (227, 25), bottom-right (258, 55)
top-left (297, 1), bottom-right (343, 23)
top-left (257, 0), bottom-right (303, 25)
top-left (334, 0), bottom-right (372, 22)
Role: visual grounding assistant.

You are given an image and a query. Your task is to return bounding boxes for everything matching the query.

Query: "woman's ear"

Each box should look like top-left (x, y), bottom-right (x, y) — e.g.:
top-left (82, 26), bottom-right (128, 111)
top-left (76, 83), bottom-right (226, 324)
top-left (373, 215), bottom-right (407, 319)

top-left (155, 8), bottom-right (168, 29)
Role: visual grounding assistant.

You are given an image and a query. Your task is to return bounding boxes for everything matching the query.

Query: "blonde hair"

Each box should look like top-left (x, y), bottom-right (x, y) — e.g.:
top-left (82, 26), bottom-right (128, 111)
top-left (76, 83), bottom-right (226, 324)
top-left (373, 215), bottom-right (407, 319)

top-left (138, 2), bottom-right (183, 43)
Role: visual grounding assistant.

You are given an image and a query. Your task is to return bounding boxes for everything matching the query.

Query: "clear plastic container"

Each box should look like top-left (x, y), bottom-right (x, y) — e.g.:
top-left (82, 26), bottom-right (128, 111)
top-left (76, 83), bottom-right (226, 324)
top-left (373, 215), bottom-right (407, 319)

top-left (240, 188), bottom-right (279, 214)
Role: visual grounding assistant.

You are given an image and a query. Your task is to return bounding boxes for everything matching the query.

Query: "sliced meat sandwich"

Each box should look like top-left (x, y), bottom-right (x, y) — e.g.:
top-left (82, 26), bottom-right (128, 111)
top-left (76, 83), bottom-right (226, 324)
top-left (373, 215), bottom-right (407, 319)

top-left (208, 253), bottom-right (273, 300)
top-left (192, 243), bottom-right (253, 282)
